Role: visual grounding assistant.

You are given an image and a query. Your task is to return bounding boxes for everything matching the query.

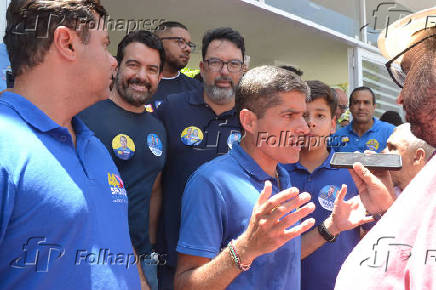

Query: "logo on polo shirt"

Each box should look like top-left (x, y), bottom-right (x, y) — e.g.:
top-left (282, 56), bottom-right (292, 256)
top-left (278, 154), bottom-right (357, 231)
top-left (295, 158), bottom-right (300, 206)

top-left (318, 185), bottom-right (339, 211)
top-left (366, 139), bottom-right (380, 151)
top-left (145, 104), bottom-right (154, 112)
top-left (227, 132), bottom-right (241, 149)
top-left (147, 133), bottom-right (163, 157)
top-left (112, 134), bottom-right (135, 160)
top-left (181, 126), bottom-right (204, 146)
top-left (107, 173), bottom-right (128, 203)
top-left (341, 136), bottom-right (350, 143)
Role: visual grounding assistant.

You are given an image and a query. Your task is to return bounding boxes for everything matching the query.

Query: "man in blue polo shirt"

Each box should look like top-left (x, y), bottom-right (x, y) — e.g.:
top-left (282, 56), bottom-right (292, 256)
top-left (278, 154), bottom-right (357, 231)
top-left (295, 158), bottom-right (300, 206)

top-left (175, 65), bottom-right (316, 289)
top-left (148, 21), bottom-right (201, 111)
top-left (284, 80), bottom-right (372, 290)
top-left (0, 1), bottom-right (139, 289)
top-left (332, 87), bottom-right (395, 152)
top-left (79, 31), bottom-right (166, 290)
top-left (154, 27), bottom-right (244, 289)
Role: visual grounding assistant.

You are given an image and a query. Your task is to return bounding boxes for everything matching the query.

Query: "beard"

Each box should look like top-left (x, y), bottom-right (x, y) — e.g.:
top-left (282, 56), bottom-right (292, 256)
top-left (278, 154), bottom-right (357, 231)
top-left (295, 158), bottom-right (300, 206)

top-left (167, 55), bottom-right (188, 71)
top-left (204, 76), bottom-right (235, 105)
top-left (115, 74), bottom-right (153, 107)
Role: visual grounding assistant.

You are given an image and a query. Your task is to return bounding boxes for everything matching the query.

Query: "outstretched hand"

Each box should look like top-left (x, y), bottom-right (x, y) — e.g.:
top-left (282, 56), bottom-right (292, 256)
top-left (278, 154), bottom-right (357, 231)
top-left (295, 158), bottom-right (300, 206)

top-left (235, 181), bottom-right (315, 263)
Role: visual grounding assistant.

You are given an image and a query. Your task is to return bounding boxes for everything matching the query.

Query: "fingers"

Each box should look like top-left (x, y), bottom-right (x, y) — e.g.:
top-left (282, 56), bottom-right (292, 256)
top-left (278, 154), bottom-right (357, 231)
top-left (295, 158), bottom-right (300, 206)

top-left (352, 162), bottom-right (380, 185)
top-left (277, 201), bottom-right (315, 230)
top-left (257, 180), bottom-right (273, 206)
top-left (334, 184), bottom-right (347, 205)
top-left (268, 192), bottom-right (312, 221)
top-left (283, 217), bottom-right (316, 239)
top-left (258, 187), bottom-right (300, 214)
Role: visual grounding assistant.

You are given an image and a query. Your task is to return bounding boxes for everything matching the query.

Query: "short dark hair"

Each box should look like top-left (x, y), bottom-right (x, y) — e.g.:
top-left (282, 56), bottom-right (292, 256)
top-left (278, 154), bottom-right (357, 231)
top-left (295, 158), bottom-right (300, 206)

top-left (350, 86), bottom-right (376, 105)
top-left (116, 30), bottom-right (165, 72)
top-left (236, 65), bottom-right (310, 119)
top-left (306, 80), bottom-right (337, 119)
top-left (380, 110), bottom-right (403, 126)
top-left (279, 65), bottom-right (303, 77)
top-left (155, 21), bottom-right (188, 35)
top-left (202, 27), bottom-right (245, 60)
top-left (4, 0), bottom-right (106, 77)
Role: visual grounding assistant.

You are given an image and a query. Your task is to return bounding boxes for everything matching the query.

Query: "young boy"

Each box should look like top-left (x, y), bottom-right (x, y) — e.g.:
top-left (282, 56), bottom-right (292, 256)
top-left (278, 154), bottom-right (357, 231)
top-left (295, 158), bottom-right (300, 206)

top-left (283, 80), bottom-right (371, 290)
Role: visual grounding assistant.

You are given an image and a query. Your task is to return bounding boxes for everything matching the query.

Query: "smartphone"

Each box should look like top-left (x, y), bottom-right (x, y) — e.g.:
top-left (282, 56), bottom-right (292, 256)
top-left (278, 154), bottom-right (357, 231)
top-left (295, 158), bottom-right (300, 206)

top-left (330, 152), bottom-right (402, 170)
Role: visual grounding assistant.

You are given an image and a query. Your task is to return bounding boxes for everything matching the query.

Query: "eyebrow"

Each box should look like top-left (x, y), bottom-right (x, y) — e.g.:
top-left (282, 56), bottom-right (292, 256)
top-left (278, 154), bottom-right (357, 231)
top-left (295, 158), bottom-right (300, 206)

top-left (280, 108), bottom-right (304, 114)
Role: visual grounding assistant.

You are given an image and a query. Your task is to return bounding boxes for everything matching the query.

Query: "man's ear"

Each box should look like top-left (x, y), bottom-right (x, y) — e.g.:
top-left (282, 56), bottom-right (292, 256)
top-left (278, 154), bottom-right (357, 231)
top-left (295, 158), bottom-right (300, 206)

top-left (239, 109), bottom-right (257, 135)
top-left (53, 26), bottom-right (77, 61)
top-left (199, 61), bottom-right (205, 78)
top-left (414, 148), bottom-right (426, 165)
top-left (330, 115), bottom-right (337, 134)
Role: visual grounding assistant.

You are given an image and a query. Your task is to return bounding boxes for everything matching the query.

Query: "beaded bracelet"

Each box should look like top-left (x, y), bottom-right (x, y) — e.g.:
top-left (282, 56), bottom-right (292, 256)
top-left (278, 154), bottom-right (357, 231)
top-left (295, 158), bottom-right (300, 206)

top-left (227, 240), bottom-right (251, 271)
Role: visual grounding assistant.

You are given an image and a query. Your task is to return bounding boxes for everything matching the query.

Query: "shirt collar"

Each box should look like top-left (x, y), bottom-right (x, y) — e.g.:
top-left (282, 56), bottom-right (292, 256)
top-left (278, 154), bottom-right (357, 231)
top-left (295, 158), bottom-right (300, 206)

top-left (188, 88), bottom-right (237, 117)
top-left (161, 71), bottom-right (181, 80)
top-left (230, 143), bottom-right (291, 188)
top-left (0, 91), bottom-right (94, 138)
top-left (0, 91), bottom-right (61, 133)
top-left (284, 148), bottom-right (338, 172)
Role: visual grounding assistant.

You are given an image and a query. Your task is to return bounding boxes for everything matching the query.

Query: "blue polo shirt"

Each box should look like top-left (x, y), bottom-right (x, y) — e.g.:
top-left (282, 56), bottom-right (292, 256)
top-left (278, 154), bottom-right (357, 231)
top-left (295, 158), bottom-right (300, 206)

top-left (332, 118), bottom-right (394, 152)
top-left (0, 92), bottom-right (139, 289)
top-left (154, 88), bottom-right (241, 267)
top-left (283, 149), bottom-right (360, 290)
top-left (177, 143), bottom-right (301, 290)
top-left (147, 72), bottom-right (201, 110)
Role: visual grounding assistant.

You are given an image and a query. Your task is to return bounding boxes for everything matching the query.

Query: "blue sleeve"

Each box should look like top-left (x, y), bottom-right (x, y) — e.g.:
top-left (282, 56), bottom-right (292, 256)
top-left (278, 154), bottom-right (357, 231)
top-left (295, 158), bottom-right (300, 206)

top-left (0, 167), bottom-right (15, 246)
top-left (176, 171), bottom-right (227, 259)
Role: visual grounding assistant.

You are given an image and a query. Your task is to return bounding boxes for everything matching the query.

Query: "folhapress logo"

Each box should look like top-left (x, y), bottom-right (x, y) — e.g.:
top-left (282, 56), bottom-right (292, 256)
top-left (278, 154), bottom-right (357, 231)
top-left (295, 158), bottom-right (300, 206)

top-left (10, 237), bottom-right (65, 272)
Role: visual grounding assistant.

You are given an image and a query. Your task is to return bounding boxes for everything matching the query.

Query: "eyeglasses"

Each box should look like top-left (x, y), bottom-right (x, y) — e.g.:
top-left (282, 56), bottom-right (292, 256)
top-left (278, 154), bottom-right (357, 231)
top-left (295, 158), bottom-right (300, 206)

top-left (160, 37), bottom-right (196, 52)
top-left (385, 33), bottom-right (436, 88)
top-left (204, 58), bottom-right (244, 72)
top-left (338, 105), bottom-right (348, 111)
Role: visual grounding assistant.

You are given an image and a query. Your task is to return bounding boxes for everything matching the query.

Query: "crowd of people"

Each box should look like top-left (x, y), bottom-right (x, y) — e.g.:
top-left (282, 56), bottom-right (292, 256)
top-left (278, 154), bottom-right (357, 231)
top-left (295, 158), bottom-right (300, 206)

top-left (0, 1), bottom-right (435, 290)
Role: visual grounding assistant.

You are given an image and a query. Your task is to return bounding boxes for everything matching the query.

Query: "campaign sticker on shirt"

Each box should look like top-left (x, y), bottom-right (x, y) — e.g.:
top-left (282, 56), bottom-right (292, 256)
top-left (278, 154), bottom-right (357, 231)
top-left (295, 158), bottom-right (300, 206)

top-left (112, 134), bottom-right (135, 160)
top-left (145, 104), bottom-right (154, 113)
top-left (147, 134), bottom-right (163, 157)
top-left (107, 173), bottom-right (128, 204)
top-left (154, 100), bottom-right (163, 109)
top-left (227, 132), bottom-right (241, 149)
top-left (366, 139), bottom-right (380, 151)
top-left (318, 185), bottom-right (339, 211)
top-left (181, 126), bottom-right (204, 146)
top-left (341, 136), bottom-right (350, 143)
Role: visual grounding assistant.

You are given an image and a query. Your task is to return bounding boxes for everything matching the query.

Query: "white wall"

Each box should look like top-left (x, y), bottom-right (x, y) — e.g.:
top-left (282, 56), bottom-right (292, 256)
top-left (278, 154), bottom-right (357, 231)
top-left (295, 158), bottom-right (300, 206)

top-left (0, 0), bottom-right (11, 42)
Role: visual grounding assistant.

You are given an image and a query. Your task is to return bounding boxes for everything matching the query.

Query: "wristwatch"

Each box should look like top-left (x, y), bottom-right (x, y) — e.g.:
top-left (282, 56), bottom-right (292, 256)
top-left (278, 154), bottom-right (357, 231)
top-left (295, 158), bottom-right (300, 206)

top-left (318, 221), bottom-right (337, 242)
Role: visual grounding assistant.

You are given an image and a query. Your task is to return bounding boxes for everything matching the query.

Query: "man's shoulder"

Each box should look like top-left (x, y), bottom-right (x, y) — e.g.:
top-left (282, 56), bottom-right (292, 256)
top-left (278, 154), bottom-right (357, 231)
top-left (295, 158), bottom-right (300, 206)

top-left (335, 124), bottom-right (352, 136)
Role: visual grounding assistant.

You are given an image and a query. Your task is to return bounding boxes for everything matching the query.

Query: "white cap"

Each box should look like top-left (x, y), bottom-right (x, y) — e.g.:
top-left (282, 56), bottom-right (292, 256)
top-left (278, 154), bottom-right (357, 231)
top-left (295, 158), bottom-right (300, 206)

top-left (378, 7), bottom-right (436, 63)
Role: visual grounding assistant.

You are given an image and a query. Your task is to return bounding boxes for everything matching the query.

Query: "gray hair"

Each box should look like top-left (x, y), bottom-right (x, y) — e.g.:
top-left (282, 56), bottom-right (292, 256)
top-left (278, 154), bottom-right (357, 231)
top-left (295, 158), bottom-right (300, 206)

top-left (396, 123), bottom-right (435, 160)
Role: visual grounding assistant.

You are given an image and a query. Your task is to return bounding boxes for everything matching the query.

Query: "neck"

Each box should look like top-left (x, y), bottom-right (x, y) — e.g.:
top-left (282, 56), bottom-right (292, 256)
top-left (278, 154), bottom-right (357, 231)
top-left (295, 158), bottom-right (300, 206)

top-left (352, 118), bottom-right (374, 136)
top-left (203, 92), bottom-right (234, 116)
top-left (110, 90), bottom-right (145, 113)
top-left (240, 137), bottom-right (278, 177)
top-left (299, 146), bottom-right (330, 173)
top-left (162, 64), bottom-right (180, 78)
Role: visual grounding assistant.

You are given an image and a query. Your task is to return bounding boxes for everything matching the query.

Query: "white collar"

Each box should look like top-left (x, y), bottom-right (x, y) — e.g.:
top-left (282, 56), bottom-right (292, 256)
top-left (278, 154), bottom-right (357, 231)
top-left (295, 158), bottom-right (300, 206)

top-left (162, 71), bottom-right (181, 80)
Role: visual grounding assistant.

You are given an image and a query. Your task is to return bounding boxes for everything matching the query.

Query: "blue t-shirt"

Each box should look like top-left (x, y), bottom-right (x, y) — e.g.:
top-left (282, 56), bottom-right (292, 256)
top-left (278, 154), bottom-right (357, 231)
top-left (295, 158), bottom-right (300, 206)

top-left (332, 118), bottom-right (395, 152)
top-left (283, 149), bottom-right (360, 290)
top-left (78, 99), bottom-right (167, 255)
top-left (177, 143), bottom-right (301, 290)
top-left (0, 92), bottom-right (139, 289)
top-left (154, 88), bottom-right (241, 267)
top-left (147, 72), bottom-right (201, 111)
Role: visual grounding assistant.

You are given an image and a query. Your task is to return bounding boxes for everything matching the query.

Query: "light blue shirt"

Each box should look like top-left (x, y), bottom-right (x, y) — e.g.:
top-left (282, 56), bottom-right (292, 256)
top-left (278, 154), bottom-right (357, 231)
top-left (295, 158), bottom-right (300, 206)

top-left (332, 118), bottom-right (395, 152)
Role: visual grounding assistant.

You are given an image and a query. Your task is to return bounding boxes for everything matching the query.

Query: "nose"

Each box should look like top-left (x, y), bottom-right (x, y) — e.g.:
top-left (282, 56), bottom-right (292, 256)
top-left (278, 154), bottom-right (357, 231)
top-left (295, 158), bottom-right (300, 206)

top-left (136, 67), bottom-right (149, 82)
top-left (297, 116), bottom-right (310, 135)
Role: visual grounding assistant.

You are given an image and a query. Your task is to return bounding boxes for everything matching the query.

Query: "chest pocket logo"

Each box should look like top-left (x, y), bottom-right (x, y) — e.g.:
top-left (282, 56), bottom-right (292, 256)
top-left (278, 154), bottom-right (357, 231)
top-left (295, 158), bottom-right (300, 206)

top-left (318, 185), bottom-right (339, 211)
top-left (112, 134), bottom-right (135, 160)
top-left (147, 133), bottom-right (163, 157)
top-left (181, 126), bottom-right (204, 146)
top-left (366, 139), bottom-right (380, 151)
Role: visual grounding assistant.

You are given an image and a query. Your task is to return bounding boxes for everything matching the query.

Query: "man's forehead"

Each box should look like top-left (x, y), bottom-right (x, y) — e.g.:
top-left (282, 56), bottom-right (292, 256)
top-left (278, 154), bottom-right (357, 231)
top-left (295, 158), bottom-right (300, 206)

top-left (161, 27), bottom-right (189, 37)
top-left (205, 39), bottom-right (242, 59)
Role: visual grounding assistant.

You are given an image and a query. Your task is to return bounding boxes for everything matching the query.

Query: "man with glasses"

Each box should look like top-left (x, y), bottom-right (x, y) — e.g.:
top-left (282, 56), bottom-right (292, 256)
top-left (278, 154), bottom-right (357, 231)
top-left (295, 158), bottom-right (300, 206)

top-left (333, 86), bottom-right (394, 152)
top-left (154, 27), bottom-right (244, 289)
top-left (335, 7), bottom-right (436, 289)
top-left (149, 21), bottom-right (200, 111)
top-left (334, 88), bottom-right (348, 128)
